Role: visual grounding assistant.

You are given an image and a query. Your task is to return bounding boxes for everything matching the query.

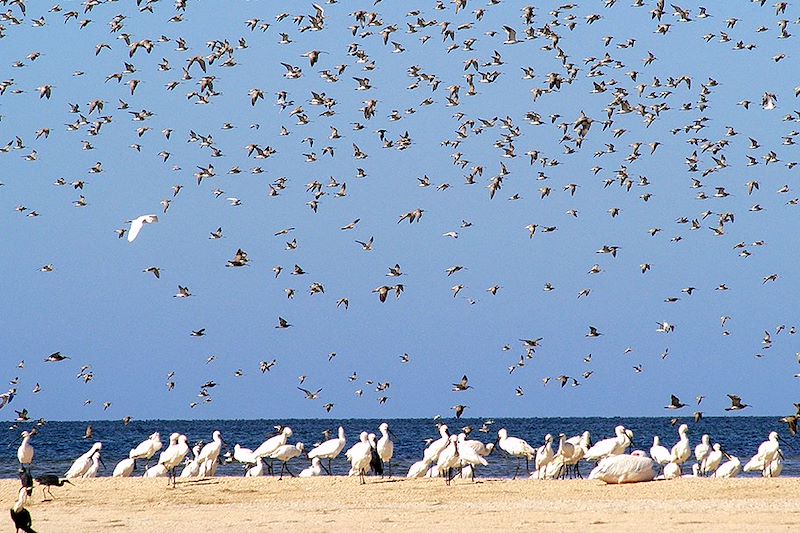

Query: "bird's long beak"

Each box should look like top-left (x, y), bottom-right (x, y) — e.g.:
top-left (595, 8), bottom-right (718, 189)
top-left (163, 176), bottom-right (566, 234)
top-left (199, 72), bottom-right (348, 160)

top-left (99, 457), bottom-right (106, 469)
top-left (63, 479), bottom-right (73, 485)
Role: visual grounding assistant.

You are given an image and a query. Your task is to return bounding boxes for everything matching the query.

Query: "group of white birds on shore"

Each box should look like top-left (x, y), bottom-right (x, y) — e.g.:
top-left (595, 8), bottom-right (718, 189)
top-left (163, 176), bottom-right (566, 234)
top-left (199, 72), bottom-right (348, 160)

top-left (12, 423), bottom-right (789, 487)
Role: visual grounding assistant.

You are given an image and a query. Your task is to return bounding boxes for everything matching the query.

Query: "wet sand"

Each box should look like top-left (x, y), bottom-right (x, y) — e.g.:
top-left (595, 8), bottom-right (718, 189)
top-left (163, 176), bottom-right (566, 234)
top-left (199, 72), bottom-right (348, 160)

top-left (3, 476), bottom-right (799, 532)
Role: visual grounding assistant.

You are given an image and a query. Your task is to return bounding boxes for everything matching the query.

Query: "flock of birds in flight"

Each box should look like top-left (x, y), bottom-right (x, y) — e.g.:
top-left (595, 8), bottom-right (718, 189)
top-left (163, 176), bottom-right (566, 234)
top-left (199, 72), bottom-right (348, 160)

top-left (2, 0), bottom-right (800, 424)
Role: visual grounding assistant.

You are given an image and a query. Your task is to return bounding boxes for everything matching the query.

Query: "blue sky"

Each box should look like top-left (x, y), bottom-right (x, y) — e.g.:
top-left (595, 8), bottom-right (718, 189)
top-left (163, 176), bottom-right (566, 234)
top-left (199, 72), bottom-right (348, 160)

top-left (1, 0), bottom-right (799, 420)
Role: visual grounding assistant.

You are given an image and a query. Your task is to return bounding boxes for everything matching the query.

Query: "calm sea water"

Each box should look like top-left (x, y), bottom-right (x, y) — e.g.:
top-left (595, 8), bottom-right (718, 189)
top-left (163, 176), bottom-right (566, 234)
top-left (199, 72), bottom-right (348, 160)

top-left (1, 417), bottom-right (796, 479)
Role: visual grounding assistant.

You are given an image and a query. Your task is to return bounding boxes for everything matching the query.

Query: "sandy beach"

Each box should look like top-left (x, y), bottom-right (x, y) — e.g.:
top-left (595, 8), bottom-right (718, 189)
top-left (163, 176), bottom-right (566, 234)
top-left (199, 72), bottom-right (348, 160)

top-left (4, 476), bottom-right (799, 532)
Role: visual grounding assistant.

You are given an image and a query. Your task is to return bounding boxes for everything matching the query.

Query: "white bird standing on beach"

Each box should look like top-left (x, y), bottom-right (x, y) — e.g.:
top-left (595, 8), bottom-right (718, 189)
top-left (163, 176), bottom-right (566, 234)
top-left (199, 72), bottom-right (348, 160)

top-left (197, 430), bottom-right (224, 478)
top-left (270, 442), bottom-right (305, 479)
top-left (345, 432), bottom-right (372, 484)
top-left (129, 432), bottom-right (163, 468)
top-left (564, 431), bottom-right (591, 478)
top-left (82, 450), bottom-right (103, 478)
top-left (65, 442), bottom-right (102, 479)
top-left (702, 444), bottom-right (724, 476)
top-left (497, 428), bottom-right (536, 479)
top-left (436, 435), bottom-right (461, 485)
top-left (179, 441), bottom-right (203, 478)
top-left (670, 424), bottom-right (691, 472)
top-left (744, 432), bottom-right (782, 477)
top-left (377, 422), bottom-right (394, 477)
top-left (232, 444), bottom-right (256, 465)
top-left (457, 434), bottom-right (490, 480)
top-left (253, 427), bottom-right (293, 459)
top-left (650, 436), bottom-right (671, 466)
top-left (17, 431), bottom-right (34, 467)
top-left (127, 214), bottom-right (159, 242)
top-left (423, 424), bottom-right (451, 463)
top-left (308, 426), bottom-right (346, 475)
top-left (159, 434), bottom-right (190, 484)
top-left (533, 434), bottom-right (554, 479)
top-left (585, 426), bottom-right (628, 462)
top-left (694, 434), bottom-right (711, 472)
top-left (146, 433), bottom-right (179, 478)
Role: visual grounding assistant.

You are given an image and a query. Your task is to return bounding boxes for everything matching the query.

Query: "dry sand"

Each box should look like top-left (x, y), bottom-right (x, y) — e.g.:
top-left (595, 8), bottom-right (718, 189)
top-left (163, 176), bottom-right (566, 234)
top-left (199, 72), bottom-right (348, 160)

top-left (4, 476), bottom-right (800, 532)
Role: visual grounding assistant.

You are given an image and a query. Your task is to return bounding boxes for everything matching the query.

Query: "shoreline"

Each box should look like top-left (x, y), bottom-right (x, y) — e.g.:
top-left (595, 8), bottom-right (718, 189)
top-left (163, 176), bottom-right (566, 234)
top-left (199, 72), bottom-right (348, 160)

top-left (4, 477), bottom-right (800, 532)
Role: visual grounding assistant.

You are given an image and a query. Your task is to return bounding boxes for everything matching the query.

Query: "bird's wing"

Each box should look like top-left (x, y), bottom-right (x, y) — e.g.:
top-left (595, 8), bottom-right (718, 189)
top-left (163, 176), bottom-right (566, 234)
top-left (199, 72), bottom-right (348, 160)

top-left (127, 217), bottom-right (144, 242)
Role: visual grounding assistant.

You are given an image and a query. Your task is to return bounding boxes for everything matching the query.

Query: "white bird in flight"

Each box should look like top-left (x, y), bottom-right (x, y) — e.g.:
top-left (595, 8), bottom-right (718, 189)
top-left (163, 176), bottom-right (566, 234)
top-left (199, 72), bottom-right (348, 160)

top-left (127, 214), bottom-right (159, 242)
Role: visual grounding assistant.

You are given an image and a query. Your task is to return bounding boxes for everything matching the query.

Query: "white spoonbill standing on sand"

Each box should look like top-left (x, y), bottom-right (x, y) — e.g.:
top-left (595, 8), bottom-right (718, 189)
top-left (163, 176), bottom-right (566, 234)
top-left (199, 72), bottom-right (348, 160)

top-left (584, 426), bottom-right (628, 462)
top-left (270, 443), bottom-right (305, 480)
top-left (82, 450), bottom-right (104, 478)
top-left (533, 434), bottom-right (554, 479)
top-left (160, 434), bottom-right (190, 486)
top-left (564, 431), bottom-right (591, 478)
top-left (179, 441), bottom-right (203, 479)
top-left (423, 424), bottom-right (451, 463)
top-left (345, 432), bottom-right (372, 484)
top-left (308, 426), bottom-right (346, 475)
top-left (670, 424), bottom-right (691, 473)
top-left (17, 430), bottom-right (35, 469)
top-left (129, 432), bottom-right (163, 469)
top-left (252, 427), bottom-right (293, 462)
top-left (65, 442), bottom-right (102, 479)
top-left (197, 430), bottom-right (225, 478)
top-left (497, 428), bottom-right (536, 479)
top-left (702, 444), bottom-right (724, 476)
top-left (649, 436), bottom-right (671, 466)
top-left (694, 434), bottom-right (711, 474)
top-left (457, 434), bottom-right (490, 481)
top-left (436, 435), bottom-right (461, 485)
top-left (377, 422), bottom-right (394, 477)
top-left (744, 432), bottom-right (782, 477)
top-left (127, 214), bottom-right (158, 242)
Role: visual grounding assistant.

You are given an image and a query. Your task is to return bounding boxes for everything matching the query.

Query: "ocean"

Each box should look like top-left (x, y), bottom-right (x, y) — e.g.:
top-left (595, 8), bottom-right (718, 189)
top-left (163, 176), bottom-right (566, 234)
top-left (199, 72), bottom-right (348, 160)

top-left (2, 417), bottom-right (795, 479)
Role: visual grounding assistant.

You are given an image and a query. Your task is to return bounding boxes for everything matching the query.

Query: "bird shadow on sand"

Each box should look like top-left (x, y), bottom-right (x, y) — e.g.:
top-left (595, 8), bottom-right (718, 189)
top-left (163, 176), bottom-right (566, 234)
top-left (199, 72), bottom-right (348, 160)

top-left (175, 478), bottom-right (221, 487)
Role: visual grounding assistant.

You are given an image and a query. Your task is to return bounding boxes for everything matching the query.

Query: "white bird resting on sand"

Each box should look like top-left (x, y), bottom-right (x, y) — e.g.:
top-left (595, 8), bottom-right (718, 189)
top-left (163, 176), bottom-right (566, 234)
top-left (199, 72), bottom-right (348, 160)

top-left (65, 442), bottom-right (102, 479)
top-left (127, 214), bottom-right (159, 242)
top-left (112, 457), bottom-right (136, 478)
top-left (299, 457), bottom-right (323, 478)
top-left (713, 454), bottom-right (741, 478)
top-left (589, 452), bottom-right (658, 484)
